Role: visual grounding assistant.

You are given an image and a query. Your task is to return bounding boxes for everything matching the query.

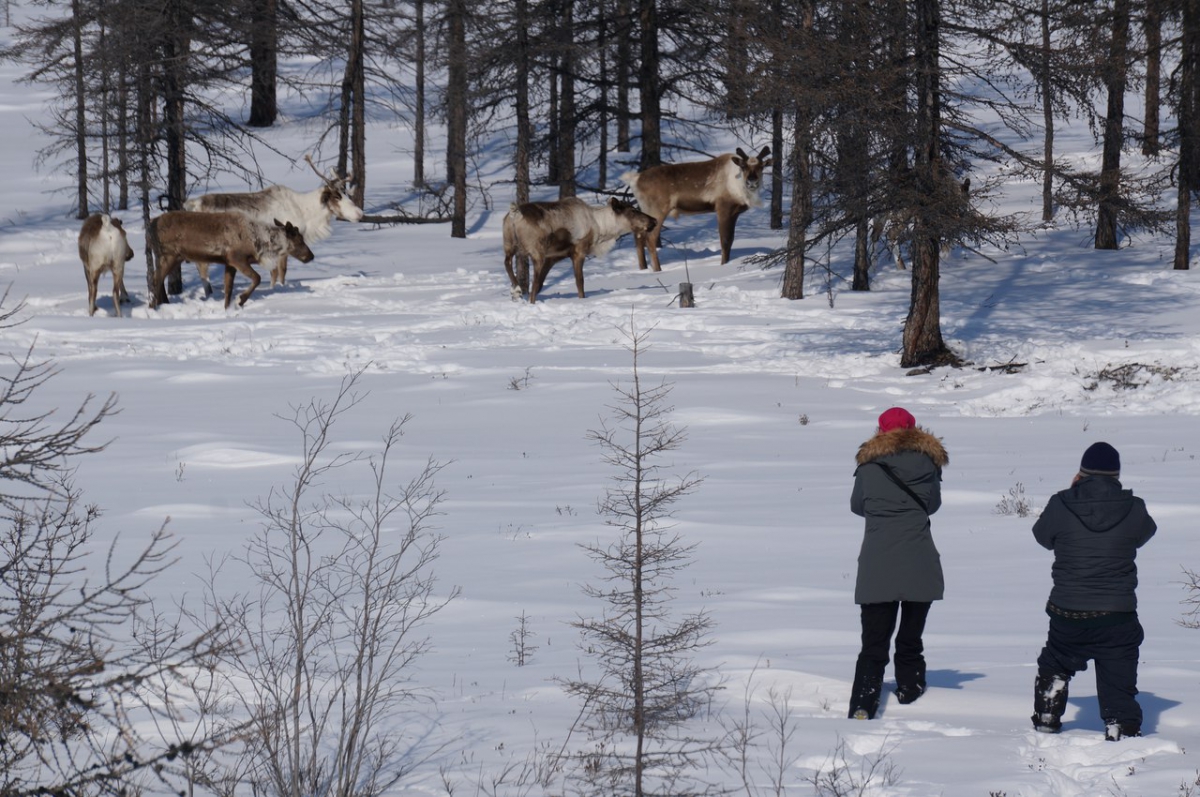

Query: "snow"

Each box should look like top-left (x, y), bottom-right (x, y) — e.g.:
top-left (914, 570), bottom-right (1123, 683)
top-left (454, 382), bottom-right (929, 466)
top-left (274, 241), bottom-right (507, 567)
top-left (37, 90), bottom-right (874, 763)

top-left (2, 31), bottom-right (1200, 797)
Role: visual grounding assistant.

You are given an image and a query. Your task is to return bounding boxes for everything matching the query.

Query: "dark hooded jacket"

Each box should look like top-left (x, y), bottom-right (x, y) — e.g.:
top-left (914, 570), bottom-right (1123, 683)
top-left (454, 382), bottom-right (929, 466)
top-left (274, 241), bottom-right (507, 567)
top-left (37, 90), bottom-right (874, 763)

top-left (851, 427), bottom-right (949, 604)
top-left (1032, 475), bottom-right (1156, 612)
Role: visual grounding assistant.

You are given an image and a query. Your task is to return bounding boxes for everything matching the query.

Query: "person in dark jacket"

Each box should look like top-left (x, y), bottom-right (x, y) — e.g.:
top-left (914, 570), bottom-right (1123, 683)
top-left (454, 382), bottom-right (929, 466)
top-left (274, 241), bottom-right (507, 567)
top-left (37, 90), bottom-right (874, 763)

top-left (848, 407), bottom-right (948, 720)
top-left (1031, 441), bottom-right (1156, 741)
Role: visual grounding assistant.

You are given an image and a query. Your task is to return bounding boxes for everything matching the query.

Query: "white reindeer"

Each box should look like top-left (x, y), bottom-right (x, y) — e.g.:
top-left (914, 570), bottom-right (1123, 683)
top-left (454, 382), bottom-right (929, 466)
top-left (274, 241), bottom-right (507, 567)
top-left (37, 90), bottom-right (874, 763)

top-left (78, 213), bottom-right (134, 317)
top-left (183, 156), bottom-right (363, 294)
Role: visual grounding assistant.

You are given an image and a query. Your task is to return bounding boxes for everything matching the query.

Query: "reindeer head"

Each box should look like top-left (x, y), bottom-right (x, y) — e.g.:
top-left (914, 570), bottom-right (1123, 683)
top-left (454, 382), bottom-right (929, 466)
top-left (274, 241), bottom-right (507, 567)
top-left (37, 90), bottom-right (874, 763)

top-left (305, 154), bottom-right (365, 223)
top-left (609, 197), bottom-right (657, 235)
top-left (733, 146), bottom-right (772, 193)
top-left (275, 218), bottom-right (315, 263)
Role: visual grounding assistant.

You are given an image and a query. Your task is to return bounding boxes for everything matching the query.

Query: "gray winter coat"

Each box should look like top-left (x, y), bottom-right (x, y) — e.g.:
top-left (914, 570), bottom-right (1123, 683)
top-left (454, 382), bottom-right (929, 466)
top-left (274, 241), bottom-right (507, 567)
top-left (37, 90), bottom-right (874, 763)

top-left (850, 427), bottom-right (948, 604)
top-left (1032, 475), bottom-right (1156, 612)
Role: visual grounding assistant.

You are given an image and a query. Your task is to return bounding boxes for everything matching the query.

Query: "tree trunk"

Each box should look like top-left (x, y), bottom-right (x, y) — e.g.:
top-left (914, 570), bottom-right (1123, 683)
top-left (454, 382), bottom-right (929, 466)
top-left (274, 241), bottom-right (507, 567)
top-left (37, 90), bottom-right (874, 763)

top-left (558, 0), bottom-right (577, 198)
top-left (1095, 0), bottom-right (1130, 251)
top-left (637, 0), bottom-right (661, 168)
top-left (1142, 0), bottom-right (1161, 156)
top-left (1176, 0), bottom-right (1198, 270)
top-left (852, 218), bottom-right (870, 291)
top-left (337, 0), bottom-right (365, 205)
top-left (247, 0), bottom-right (278, 127)
top-left (770, 106), bottom-right (783, 229)
top-left (447, 0), bottom-right (468, 238)
top-left (414, 0), bottom-right (426, 187)
top-left (781, 1), bottom-right (814, 300)
top-left (71, 0), bottom-right (88, 219)
top-left (901, 0), bottom-right (951, 368)
top-left (161, 0), bottom-right (191, 295)
top-left (1040, 0), bottom-right (1054, 222)
top-left (514, 0), bottom-right (530, 204)
top-left (781, 104), bottom-right (812, 300)
top-left (616, 0), bottom-right (631, 152)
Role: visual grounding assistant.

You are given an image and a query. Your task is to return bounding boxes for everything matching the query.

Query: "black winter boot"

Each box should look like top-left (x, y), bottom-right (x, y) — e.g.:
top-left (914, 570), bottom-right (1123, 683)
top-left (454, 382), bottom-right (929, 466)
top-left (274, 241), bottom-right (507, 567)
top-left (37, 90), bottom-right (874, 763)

top-left (848, 662), bottom-right (884, 720)
top-left (1104, 721), bottom-right (1142, 741)
top-left (1032, 673), bottom-right (1069, 733)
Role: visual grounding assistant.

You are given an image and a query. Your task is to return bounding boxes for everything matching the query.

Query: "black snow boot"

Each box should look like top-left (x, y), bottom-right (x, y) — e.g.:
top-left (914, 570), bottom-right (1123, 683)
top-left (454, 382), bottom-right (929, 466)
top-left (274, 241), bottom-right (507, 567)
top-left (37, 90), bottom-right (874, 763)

top-left (1032, 672), bottom-right (1069, 733)
top-left (848, 662), bottom-right (884, 720)
top-left (1105, 721), bottom-right (1142, 741)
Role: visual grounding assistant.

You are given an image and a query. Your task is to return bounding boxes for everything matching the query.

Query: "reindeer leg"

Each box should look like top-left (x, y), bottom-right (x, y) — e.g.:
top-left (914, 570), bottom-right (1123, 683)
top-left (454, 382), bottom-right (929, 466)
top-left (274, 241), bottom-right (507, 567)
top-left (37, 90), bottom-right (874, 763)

top-left (504, 247), bottom-right (522, 299)
top-left (223, 265), bottom-right (236, 310)
top-left (647, 220), bottom-right (664, 272)
top-left (571, 247), bottom-right (586, 298)
top-left (86, 270), bottom-right (99, 317)
top-left (634, 231), bottom-right (649, 270)
top-left (230, 257), bottom-right (261, 308)
top-left (152, 257), bottom-right (177, 309)
top-left (529, 256), bottom-right (548, 304)
top-left (271, 253), bottom-right (287, 287)
top-left (717, 202), bottom-right (744, 264)
top-left (111, 267), bottom-right (123, 319)
top-left (196, 262), bottom-right (214, 298)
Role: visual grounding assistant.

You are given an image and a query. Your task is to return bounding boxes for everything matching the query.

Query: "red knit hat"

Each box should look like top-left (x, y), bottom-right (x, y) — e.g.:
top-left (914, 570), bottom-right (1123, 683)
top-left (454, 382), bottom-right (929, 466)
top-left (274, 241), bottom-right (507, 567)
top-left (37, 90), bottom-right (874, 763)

top-left (878, 407), bottom-right (916, 433)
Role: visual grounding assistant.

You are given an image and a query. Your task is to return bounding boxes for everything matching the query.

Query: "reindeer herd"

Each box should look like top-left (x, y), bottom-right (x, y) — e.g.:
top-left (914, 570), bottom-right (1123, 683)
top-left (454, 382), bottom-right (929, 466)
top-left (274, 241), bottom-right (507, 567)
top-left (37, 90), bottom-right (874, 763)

top-left (79, 142), bottom-right (958, 314)
top-left (78, 158), bottom-right (363, 316)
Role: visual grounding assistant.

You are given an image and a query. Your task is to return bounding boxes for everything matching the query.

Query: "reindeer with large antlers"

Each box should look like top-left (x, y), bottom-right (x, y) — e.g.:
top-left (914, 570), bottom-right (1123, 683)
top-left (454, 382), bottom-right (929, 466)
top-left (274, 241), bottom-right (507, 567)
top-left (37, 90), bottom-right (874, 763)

top-left (182, 155), bottom-right (363, 295)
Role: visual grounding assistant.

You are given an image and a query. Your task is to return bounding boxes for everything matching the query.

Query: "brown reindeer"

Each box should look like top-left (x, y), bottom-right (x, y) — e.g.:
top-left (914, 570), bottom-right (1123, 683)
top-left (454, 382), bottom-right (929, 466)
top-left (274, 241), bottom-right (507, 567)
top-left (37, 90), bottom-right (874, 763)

top-left (620, 146), bottom-right (771, 271)
top-left (502, 197), bottom-right (656, 303)
top-left (78, 213), bottom-right (134, 317)
top-left (147, 211), bottom-right (314, 310)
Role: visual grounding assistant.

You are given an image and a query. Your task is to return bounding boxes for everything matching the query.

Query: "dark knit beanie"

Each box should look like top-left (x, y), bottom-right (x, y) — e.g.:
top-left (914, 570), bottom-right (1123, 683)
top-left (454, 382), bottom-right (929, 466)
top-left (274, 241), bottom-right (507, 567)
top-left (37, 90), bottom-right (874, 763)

top-left (1080, 441), bottom-right (1120, 477)
top-left (878, 407), bottom-right (916, 433)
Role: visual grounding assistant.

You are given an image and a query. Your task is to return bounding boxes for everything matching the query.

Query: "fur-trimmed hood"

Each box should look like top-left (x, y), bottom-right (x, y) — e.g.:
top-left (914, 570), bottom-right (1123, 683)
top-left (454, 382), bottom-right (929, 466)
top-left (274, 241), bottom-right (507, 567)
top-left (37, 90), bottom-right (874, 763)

top-left (856, 426), bottom-right (948, 468)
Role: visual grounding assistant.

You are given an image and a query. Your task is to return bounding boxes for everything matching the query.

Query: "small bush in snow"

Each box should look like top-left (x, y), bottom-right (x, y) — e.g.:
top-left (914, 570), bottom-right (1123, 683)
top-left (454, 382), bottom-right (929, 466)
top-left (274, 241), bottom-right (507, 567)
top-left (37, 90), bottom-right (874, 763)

top-left (994, 483), bottom-right (1031, 517)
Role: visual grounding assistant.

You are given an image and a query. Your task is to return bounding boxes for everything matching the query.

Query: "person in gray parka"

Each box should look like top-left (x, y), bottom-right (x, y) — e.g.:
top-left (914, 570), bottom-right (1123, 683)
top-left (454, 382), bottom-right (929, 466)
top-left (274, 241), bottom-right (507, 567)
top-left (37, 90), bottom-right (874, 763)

top-left (1031, 441), bottom-right (1156, 741)
top-left (848, 407), bottom-right (949, 720)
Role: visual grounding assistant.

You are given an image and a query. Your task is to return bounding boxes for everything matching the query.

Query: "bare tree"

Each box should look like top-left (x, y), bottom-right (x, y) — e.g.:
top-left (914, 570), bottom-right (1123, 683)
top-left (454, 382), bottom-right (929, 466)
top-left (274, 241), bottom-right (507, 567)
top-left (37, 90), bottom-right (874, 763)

top-left (562, 317), bottom-right (719, 797)
top-left (0, 294), bottom-right (236, 797)
top-left (207, 371), bottom-right (457, 797)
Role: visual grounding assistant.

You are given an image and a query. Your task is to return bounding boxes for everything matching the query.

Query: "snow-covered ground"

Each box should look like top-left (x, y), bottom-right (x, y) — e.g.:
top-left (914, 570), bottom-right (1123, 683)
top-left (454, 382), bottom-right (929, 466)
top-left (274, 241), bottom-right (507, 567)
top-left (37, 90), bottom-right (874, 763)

top-left (2, 34), bottom-right (1199, 797)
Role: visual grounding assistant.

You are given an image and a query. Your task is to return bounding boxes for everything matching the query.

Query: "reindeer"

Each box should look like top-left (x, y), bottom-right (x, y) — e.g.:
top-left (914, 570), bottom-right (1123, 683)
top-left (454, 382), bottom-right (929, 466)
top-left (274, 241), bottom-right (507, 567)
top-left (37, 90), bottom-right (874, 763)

top-left (620, 146), bottom-right (771, 271)
top-left (502, 197), bottom-right (657, 303)
top-left (78, 213), bottom-right (134, 317)
top-left (183, 155), bottom-right (362, 294)
top-left (871, 175), bottom-right (972, 271)
top-left (147, 211), bottom-right (314, 310)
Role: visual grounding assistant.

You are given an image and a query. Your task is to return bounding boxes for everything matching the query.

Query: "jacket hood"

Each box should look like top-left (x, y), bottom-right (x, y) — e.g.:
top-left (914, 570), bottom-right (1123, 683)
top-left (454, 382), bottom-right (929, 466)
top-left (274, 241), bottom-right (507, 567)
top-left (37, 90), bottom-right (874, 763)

top-left (1061, 475), bottom-right (1135, 532)
top-left (856, 426), bottom-right (949, 468)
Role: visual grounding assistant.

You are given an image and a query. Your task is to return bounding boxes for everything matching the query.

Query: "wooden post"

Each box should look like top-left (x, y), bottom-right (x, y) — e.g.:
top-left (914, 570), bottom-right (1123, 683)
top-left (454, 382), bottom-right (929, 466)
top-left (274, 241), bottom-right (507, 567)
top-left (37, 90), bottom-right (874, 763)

top-left (678, 282), bottom-right (694, 308)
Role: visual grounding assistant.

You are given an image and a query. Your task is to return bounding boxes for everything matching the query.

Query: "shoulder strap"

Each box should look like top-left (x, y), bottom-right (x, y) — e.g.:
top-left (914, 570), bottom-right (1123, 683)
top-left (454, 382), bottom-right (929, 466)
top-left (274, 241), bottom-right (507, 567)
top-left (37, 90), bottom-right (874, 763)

top-left (869, 461), bottom-right (929, 514)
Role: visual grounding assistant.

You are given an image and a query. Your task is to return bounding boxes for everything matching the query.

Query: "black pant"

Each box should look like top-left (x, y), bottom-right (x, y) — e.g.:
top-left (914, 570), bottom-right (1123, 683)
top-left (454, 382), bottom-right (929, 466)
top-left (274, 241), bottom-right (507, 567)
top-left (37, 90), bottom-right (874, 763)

top-left (1036, 615), bottom-right (1144, 728)
top-left (849, 601), bottom-right (931, 718)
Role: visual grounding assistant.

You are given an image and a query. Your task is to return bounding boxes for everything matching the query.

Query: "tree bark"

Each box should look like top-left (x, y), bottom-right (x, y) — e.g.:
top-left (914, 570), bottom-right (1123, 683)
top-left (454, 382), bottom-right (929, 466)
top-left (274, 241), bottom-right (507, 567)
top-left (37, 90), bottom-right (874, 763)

top-left (414, 0), bottom-right (426, 187)
top-left (1142, 0), bottom-right (1161, 156)
top-left (514, 0), bottom-right (530, 204)
top-left (71, 0), bottom-right (89, 219)
top-left (447, 0), bottom-right (468, 238)
top-left (901, 0), bottom-right (952, 368)
top-left (1040, 0), bottom-right (1054, 222)
top-left (558, 0), bottom-right (576, 198)
top-left (1176, 0), bottom-right (1198, 270)
top-left (637, 0), bottom-right (661, 168)
top-left (616, 0), bottom-right (631, 152)
top-left (1095, 0), bottom-right (1130, 250)
top-left (247, 0), bottom-right (278, 127)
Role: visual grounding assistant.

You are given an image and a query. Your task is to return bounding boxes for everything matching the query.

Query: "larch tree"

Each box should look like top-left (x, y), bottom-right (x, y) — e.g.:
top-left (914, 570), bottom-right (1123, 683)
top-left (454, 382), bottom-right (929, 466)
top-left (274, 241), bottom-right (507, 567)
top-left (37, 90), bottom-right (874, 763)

top-left (563, 318), bottom-right (719, 797)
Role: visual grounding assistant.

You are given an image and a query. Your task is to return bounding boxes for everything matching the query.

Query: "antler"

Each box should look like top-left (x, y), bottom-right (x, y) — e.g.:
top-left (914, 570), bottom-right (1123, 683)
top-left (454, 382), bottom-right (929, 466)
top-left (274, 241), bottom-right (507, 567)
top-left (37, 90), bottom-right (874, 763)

top-left (303, 153), bottom-right (352, 190)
